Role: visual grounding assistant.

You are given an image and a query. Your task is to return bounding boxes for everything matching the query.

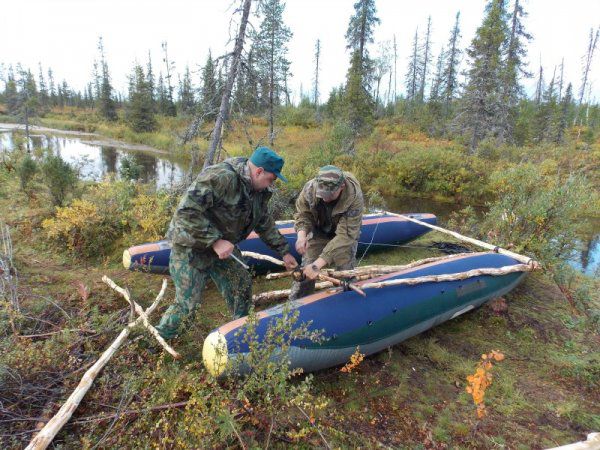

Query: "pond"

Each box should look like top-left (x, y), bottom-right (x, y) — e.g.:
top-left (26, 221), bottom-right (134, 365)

top-left (1, 126), bottom-right (598, 277)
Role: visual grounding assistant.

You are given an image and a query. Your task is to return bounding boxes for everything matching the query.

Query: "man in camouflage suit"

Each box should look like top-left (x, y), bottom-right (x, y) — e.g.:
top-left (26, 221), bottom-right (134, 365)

top-left (156, 147), bottom-right (298, 340)
top-left (290, 165), bottom-right (364, 300)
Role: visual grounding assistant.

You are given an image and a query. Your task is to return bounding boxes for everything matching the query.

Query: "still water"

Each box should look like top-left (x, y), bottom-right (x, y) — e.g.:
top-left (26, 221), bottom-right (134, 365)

top-left (1, 129), bottom-right (598, 277)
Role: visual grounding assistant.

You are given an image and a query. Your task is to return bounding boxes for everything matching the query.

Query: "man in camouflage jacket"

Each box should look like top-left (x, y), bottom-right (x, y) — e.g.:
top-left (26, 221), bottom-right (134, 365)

top-left (156, 147), bottom-right (298, 340)
top-left (290, 165), bottom-right (364, 299)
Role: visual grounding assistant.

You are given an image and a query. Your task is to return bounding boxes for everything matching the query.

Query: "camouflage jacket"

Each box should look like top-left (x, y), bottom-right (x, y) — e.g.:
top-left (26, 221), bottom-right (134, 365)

top-left (294, 171), bottom-right (364, 265)
top-left (167, 157), bottom-right (290, 269)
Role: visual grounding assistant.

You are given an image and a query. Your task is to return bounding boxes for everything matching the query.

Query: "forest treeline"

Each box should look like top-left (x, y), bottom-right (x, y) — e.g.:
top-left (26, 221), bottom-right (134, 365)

top-left (1, 0), bottom-right (599, 151)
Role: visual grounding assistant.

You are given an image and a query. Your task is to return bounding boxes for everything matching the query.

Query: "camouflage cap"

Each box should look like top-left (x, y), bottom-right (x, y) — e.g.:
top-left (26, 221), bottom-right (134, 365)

top-left (315, 165), bottom-right (345, 198)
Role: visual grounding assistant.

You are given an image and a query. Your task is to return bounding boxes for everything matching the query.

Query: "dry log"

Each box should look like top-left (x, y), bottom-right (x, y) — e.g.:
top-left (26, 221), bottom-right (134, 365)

top-left (386, 212), bottom-right (540, 268)
top-left (102, 276), bottom-right (180, 359)
top-left (360, 264), bottom-right (533, 290)
top-left (25, 279), bottom-right (168, 450)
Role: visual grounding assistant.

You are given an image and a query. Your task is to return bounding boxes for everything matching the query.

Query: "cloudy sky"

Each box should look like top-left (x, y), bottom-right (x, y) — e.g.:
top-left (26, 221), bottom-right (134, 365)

top-left (1, 0), bottom-right (599, 102)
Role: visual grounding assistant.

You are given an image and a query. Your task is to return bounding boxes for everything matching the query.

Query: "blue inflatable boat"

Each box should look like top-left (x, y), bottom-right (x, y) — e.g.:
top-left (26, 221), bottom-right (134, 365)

top-left (202, 252), bottom-right (527, 376)
top-left (123, 212), bottom-right (437, 274)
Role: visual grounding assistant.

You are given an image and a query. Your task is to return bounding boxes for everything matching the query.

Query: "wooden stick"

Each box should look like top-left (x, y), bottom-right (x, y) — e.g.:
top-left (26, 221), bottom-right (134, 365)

top-left (326, 253), bottom-right (476, 278)
top-left (25, 279), bottom-right (168, 450)
top-left (102, 276), bottom-right (180, 359)
top-left (360, 264), bottom-right (533, 290)
top-left (253, 282), bottom-right (332, 305)
top-left (241, 251), bottom-right (285, 266)
top-left (317, 273), bottom-right (367, 297)
top-left (386, 212), bottom-right (540, 268)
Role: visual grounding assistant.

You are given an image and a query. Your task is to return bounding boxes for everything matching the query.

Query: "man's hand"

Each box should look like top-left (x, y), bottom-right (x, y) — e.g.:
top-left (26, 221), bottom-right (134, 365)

top-left (302, 257), bottom-right (327, 281)
top-left (282, 253), bottom-right (298, 271)
top-left (212, 239), bottom-right (234, 259)
top-left (295, 230), bottom-right (308, 255)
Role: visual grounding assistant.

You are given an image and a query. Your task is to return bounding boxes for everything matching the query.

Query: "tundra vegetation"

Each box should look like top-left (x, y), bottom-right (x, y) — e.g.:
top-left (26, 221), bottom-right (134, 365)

top-left (1, 0), bottom-right (599, 447)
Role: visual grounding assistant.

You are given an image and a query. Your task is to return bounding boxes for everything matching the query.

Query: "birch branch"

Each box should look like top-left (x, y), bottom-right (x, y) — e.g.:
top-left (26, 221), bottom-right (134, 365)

top-left (386, 211), bottom-right (540, 268)
top-left (253, 282), bottom-right (332, 305)
top-left (360, 264), bottom-right (533, 289)
top-left (102, 276), bottom-right (180, 359)
top-left (25, 279), bottom-right (168, 450)
top-left (241, 251), bottom-right (285, 266)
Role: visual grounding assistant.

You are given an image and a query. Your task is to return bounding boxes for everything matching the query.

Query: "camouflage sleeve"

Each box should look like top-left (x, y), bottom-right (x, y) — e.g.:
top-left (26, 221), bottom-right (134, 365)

top-left (319, 193), bottom-right (364, 265)
top-left (168, 172), bottom-right (233, 249)
top-left (254, 205), bottom-right (291, 257)
top-left (294, 183), bottom-right (314, 234)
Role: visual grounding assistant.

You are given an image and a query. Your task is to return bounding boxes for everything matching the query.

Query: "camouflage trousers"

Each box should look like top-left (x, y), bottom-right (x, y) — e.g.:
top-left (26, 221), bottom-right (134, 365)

top-left (289, 235), bottom-right (358, 300)
top-left (155, 245), bottom-right (252, 340)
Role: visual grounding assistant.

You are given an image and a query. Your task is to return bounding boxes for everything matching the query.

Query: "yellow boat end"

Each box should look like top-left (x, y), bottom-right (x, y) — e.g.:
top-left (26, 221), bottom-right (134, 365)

top-left (202, 330), bottom-right (229, 377)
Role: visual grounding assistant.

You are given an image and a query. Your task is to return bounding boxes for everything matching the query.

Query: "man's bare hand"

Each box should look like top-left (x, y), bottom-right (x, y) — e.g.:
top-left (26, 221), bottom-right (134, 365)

top-left (303, 263), bottom-right (320, 280)
top-left (295, 231), bottom-right (308, 255)
top-left (212, 239), bottom-right (234, 259)
top-left (282, 253), bottom-right (298, 271)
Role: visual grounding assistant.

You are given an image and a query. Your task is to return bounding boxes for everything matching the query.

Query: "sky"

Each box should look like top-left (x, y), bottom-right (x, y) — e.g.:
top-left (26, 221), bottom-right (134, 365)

top-left (1, 0), bottom-right (599, 102)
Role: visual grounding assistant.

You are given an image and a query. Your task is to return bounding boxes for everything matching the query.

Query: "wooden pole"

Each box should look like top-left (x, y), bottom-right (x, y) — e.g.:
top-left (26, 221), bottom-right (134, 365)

top-left (386, 212), bottom-right (540, 268)
top-left (241, 251), bottom-right (285, 266)
top-left (360, 264), bottom-right (533, 290)
top-left (102, 276), bottom-right (180, 359)
top-left (25, 279), bottom-right (168, 450)
top-left (253, 282), bottom-right (333, 305)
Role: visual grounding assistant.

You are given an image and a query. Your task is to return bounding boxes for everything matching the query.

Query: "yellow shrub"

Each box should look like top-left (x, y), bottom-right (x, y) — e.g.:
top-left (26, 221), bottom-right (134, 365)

top-left (128, 192), bottom-right (173, 243)
top-left (42, 199), bottom-right (103, 255)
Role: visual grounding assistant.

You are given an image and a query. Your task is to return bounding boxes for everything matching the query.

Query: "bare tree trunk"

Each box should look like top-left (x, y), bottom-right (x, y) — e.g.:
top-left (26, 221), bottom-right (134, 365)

top-left (204, 0), bottom-right (253, 169)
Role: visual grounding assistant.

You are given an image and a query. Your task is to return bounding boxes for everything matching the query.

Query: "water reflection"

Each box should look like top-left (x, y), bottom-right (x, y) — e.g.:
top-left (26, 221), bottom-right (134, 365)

top-left (1, 131), bottom-right (187, 189)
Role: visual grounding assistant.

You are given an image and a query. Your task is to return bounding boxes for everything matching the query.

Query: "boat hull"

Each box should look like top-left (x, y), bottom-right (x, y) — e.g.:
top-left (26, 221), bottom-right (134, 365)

top-left (123, 213), bottom-right (437, 274)
top-left (202, 252), bottom-right (527, 376)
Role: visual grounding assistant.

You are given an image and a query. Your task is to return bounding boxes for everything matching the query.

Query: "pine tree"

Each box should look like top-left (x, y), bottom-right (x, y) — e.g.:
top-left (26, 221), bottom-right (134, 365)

top-left (97, 37), bottom-right (118, 121)
top-left (460, 0), bottom-right (509, 151)
top-left (344, 0), bottom-right (380, 136)
top-left (252, 0), bottom-right (293, 144)
top-left (178, 65), bottom-right (195, 116)
top-left (532, 67), bottom-right (557, 142)
top-left (126, 64), bottom-right (157, 132)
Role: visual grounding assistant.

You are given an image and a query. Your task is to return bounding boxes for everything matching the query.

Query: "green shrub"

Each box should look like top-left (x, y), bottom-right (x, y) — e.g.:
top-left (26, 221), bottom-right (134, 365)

top-left (16, 154), bottom-right (37, 190)
top-left (41, 153), bottom-right (78, 206)
top-left (482, 164), bottom-right (594, 265)
top-left (119, 154), bottom-right (143, 181)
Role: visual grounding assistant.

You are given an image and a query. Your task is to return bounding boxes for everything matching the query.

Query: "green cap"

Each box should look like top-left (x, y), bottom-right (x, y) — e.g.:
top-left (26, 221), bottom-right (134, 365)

top-left (316, 165), bottom-right (345, 198)
top-left (250, 146), bottom-right (288, 182)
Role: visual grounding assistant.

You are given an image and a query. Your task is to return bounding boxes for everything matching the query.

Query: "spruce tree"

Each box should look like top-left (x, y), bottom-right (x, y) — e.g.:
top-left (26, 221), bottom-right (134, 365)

top-left (443, 12), bottom-right (462, 115)
top-left (97, 37), bottom-right (118, 121)
top-left (498, 0), bottom-right (531, 141)
top-left (178, 65), bottom-right (195, 116)
top-left (460, 0), bottom-right (509, 151)
top-left (4, 68), bottom-right (19, 115)
top-left (405, 29), bottom-right (420, 103)
top-left (555, 82), bottom-right (573, 143)
top-left (344, 0), bottom-right (380, 136)
top-left (126, 64), bottom-right (157, 132)
top-left (252, 0), bottom-right (292, 145)
top-left (161, 41), bottom-right (177, 116)
top-left (200, 51), bottom-right (219, 120)
top-left (47, 68), bottom-right (57, 107)
top-left (417, 16), bottom-right (433, 103)
top-left (37, 63), bottom-right (49, 109)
